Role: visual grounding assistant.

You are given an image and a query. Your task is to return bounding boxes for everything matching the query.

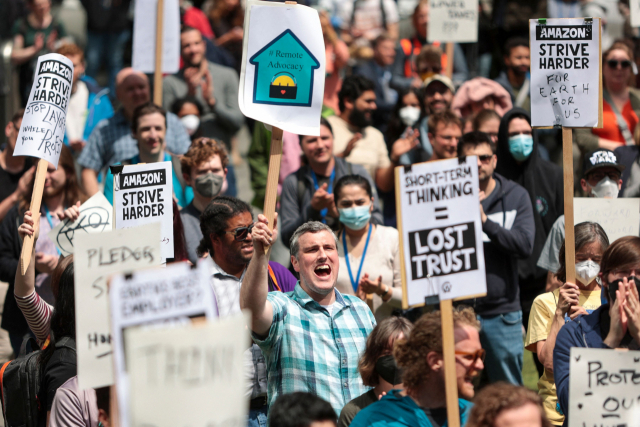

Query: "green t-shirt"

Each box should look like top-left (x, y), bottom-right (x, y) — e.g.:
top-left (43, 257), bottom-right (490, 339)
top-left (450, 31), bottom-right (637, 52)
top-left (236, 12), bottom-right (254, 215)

top-left (12, 16), bottom-right (66, 50)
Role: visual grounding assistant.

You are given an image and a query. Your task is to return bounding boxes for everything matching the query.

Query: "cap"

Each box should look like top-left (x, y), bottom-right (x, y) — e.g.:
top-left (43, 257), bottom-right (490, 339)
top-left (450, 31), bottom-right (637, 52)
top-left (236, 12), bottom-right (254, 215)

top-left (582, 149), bottom-right (625, 177)
top-left (423, 74), bottom-right (455, 93)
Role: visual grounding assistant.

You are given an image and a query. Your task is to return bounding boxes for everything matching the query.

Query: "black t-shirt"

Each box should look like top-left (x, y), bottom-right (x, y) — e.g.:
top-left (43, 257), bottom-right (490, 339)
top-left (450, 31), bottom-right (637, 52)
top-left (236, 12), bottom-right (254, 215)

top-left (0, 160), bottom-right (32, 217)
top-left (422, 407), bottom-right (448, 427)
top-left (41, 340), bottom-right (77, 412)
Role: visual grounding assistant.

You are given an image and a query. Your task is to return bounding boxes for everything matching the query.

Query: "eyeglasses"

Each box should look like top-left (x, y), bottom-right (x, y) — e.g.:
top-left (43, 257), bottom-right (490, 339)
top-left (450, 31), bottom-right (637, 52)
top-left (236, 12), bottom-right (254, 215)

top-left (607, 60), bottom-right (632, 69)
top-left (224, 223), bottom-right (255, 241)
top-left (588, 171), bottom-right (620, 182)
top-left (455, 349), bottom-right (486, 364)
top-left (478, 154), bottom-right (493, 163)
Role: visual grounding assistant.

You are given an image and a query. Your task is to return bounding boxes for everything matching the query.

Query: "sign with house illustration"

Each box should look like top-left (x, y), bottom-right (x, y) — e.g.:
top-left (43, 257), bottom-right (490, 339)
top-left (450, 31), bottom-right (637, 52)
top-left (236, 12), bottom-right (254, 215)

top-left (239, 1), bottom-right (326, 135)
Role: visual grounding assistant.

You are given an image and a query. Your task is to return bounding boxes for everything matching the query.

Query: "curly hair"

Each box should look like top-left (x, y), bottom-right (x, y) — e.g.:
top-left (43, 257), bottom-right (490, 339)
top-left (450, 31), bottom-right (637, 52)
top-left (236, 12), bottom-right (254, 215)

top-left (196, 196), bottom-right (252, 257)
top-left (466, 382), bottom-right (552, 427)
top-left (393, 307), bottom-right (479, 391)
top-left (180, 137), bottom-right (229, 177)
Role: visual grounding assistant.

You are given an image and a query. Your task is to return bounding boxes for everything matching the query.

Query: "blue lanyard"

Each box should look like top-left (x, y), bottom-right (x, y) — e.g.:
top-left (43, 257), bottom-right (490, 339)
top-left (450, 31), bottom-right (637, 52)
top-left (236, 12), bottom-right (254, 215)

top-left (43, 205), bottom-right (61, 256)
top-left (343, 223), bottom-right (373, 293)
top-left (310, 168), bottom-right (335, 224)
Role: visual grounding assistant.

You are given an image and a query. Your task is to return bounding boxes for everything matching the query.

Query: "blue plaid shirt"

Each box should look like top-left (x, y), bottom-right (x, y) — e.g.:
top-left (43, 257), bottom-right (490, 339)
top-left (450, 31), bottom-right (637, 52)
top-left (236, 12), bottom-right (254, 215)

top-left (77, 110), bottom-right (191, 172)
top-left (253, 283), bottom-right (376, 415)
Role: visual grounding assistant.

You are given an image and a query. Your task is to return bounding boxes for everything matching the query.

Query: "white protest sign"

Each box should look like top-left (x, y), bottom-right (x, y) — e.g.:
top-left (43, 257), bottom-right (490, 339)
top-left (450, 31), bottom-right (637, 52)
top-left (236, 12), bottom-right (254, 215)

top-left (114, 162), bottom-right (174, 262)
top-left (47, 192), bottom-right (113, 256)
top-left (632, 0), bottom-right (640, 28)
top-left (74, 222), bottom-right (162, 390)
top-left (239, 0), bottom-right (326, 136)
top-left (574, 198), bottom-right (640, 243)
top-left (396, 157), bottom-right (486, 307)
top-left (110, 260), bottom-right (218, 427)
top-left (126, 313), bottom-right (248, 427)
top-left (569, 347), bottom-right (640, 427)
top-left (132, 0), bottom-right (180, 74)
top-left (427, 0), bottom-right (479, 43)
top-left (530, 18), bottom-right (602, 127)
top-left (13, 54), bottom-right (74, 167)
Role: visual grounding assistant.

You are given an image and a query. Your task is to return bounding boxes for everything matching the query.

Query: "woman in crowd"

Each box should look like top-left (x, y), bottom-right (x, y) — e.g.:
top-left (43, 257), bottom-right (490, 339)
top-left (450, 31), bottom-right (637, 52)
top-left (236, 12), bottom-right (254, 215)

top-left (333, 175), bottom-right (403, 320)
top-left (338, 316), bottom-right (413, 427)
top-left (525, 222), bottom-right (608, 426)
top-left (473, 109), bottom-right (501, 146)
top-left (386, 87), bottom-right (427, 164)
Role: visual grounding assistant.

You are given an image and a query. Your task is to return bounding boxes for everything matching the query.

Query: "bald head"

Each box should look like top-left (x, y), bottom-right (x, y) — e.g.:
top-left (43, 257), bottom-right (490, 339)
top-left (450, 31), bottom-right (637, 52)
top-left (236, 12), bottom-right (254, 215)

top-left (116, 68), bottom-right (150, 117)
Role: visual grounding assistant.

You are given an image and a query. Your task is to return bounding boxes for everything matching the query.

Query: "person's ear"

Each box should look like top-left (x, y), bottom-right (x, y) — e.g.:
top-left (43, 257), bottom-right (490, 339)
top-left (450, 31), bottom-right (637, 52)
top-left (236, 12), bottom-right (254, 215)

top-left (618, 179), bottom-right (623, 190)
top-left (223, 167), bottom-right (228, 177)
top-left (344, 97), bottom-right (355, 111)
top-left (428, 133), bottom-right (434, 141)
top-left (369, 197), bottom-right (374, 213)
top-left (580, 178), bottom-right (589, 193)
top-left (426, 351), bottom-right (443, 372)
top-left (4, 122), bottom-right (13, 138)
top-left (183, 172), bottom-right (192, 186)
top-left (291, 255), bottom-right (300, 272)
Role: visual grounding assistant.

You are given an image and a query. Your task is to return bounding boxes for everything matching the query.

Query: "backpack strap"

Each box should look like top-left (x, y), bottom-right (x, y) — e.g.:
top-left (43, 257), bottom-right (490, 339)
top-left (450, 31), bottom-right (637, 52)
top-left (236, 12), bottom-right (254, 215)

top-left (603, 89), bottom-right (634, 145)
top-left (0, 361), bottom-right (10, 413)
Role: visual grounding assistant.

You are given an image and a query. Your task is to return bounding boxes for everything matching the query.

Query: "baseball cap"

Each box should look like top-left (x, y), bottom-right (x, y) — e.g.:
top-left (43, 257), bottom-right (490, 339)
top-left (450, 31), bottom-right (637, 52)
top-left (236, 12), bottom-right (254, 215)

top-left (582, 149), bottom-right (625, 177)
top-left (423, 74), bottom-right (455, 94)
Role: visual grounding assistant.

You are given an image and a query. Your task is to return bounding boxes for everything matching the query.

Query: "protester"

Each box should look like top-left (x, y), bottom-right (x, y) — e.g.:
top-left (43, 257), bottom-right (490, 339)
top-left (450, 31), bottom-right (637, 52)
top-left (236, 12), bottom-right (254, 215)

top-left (50, 376), bottom-right (98, 427)
top-left (554, 236), bottom-right (640, 420)
top-left (466, 382), bottom-right (552, 427)
top-left (414, 45), bottom-right (443, 84)
top-left (207, 0), bottom-right (244, 71)
top-left (321, 10), bottom-right (350, 115)
top-left (457, 131), bottom-right (535, 385)
top-left (386, 87), bottom-right (426, 164)
top-left (422, 75), bottom-right (455, 116)
top-left (338, 316), bottom-right (413, 426)
top-left (427, 111), bottom-right (463, 162)
top-left (78, 68), bottom-right (191, 196)
top-left (172, 96), bottom-right (205, 139)
top-left (179, 138), bottom-right (229, 264)
top-left (269, 392), bottom-right (337, 427)
top-left (241, 218), bottom-right (376, 415)
top-left (473, 109), bottom-right (501, 146)
top-left (349, 308), bottom-right (483, 426)
top-left (526, 222), bottom-right (608, 426)
top-left (494, 38), bottom-right (531, 112)
top-left (339, 0), bottom-right (399, 59)
top-left (451, 77), bottom-right (513, 120)
top-left (334, 175), bottom-right (402, 320)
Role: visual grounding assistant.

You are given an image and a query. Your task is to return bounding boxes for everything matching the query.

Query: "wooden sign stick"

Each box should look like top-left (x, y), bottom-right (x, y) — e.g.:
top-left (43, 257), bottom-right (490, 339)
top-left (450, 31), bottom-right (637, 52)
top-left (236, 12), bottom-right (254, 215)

top-left (19, 158), bottom-right (48, 275)
top-left (562, 127), bottom-right (576, 284)
top-left (445, 43), bottom-right (455, 79)
top-left (440, 299), bottom-right (461, 427)
top-left (153, 0), bottom-right (164, 106)
top-left (263, 127), bottom-right (284, 244)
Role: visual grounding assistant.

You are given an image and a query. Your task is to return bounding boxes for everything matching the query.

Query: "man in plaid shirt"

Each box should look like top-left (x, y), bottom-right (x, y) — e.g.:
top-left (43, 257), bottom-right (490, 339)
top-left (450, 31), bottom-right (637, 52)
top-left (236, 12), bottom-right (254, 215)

top-left (241, 216), bottom-right (377, 415)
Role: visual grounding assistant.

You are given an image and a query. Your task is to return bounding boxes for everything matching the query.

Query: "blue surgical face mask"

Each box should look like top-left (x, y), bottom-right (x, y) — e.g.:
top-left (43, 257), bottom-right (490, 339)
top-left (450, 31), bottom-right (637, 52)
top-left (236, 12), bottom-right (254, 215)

top-left (338, 205), bottom-right (371, 230)
top-left (508, 134), bottom-right (534, 161)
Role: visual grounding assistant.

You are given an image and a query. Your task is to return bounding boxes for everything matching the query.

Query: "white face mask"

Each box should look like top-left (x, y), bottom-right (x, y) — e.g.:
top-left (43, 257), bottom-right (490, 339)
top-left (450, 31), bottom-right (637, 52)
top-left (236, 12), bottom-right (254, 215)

top-left (590, 176), bottom-right (618, 199)
top-left (575, 260), bottom-right (600, 286)
top-left (398, 106), bottom-right (421, 127)
top-left (180, 114), bottom-right (200, 136)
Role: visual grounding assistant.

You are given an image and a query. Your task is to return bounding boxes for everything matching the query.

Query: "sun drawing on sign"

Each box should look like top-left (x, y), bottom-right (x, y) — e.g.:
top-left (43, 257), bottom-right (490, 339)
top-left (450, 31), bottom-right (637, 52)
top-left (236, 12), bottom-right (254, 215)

top-left (269, 72), bottom-right (297, 100)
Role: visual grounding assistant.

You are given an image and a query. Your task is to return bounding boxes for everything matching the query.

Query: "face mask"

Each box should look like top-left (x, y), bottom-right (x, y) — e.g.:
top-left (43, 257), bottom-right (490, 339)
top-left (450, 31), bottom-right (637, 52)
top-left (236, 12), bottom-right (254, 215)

top-left (575, 260), bottom-right (600, 286)
top-left (180, 115), bottom-right (200, 136)
top-left (375, 355), bottom-right (403, 385)
top-left (607, 276), bottom-right (640, 303)
top-left (508, 134), bottom-right (534, 161)
top-left (338, 205), bottom-right (371, 230)
top-left (590, 176), bottom-right (619, 199)
top-left (194, 173), bottom-right (224, 198)
top-left (398, 106), bottom-right (421, 127)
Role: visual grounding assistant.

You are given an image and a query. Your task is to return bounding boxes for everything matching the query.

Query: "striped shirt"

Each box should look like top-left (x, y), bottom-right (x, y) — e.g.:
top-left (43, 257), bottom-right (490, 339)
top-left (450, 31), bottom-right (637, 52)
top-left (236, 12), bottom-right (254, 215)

top-left (253, 283), bottom-right (376, 415)
top-left (15, 291), bottom-right (53, 345)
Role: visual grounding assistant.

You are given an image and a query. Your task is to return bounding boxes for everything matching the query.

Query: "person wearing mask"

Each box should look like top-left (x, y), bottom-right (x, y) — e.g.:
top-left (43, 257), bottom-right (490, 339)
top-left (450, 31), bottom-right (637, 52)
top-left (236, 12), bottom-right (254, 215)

top-left (554, 236), bottom-right (640, 420)
top-left (457, 131), bottom-right (535, 385)
top-left (78, 68), bottom-right (191, 196)
top-left (494, 38), bottom-right (531, 113)
top-left (269, 393), bottom-right (337, 427)
top-left (172, 96), bottom-right (205, 140)
top-left (422, 75), bottom-right (455, 116)
top-left (472, 109), bottom-right (501, 146)
top-left (386, 87), bottom-right (425, 164)
top-left (451, 77), bottom-right (513, 120)
top-left (338, 317), bottom-right (413, 426)
top-left (333, 175), bottom-right (402, 320)
top-left (349, 308), bottom-right (483, 427)
top-left (537, 149), bottom-right (623, 292)
top-left (526, 222), bottom-right (609, 426)
top-left (280, 118), bottom-right (383, 248)
top-left (427, 111), bottom-right (463, 162)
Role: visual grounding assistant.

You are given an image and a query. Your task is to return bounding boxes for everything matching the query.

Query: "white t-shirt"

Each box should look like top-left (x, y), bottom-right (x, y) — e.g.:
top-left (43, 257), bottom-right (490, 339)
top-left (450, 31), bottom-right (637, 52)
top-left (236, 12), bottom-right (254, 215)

top-left (321, 302), bottom-right (337, 316)
top-left (66, 81), bottom-right (89, 142)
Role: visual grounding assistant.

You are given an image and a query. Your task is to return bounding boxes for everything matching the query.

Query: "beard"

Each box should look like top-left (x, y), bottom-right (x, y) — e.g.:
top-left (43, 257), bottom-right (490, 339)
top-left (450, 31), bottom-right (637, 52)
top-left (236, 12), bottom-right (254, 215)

top-left (349, 108), bottom-right (373, 128)
top-left (509, 65), bottom-right (528, 77)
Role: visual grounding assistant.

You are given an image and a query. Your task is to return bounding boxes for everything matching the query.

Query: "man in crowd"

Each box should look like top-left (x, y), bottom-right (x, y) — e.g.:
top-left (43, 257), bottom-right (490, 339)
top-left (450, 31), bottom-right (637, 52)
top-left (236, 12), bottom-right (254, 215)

top-left (494, 38), bottom-right (531, 112)
top-left (78, 68), bottom-right (191, 196)
top-left (423, 75), bottom-right (455, 116)
top-left (427, 111), bottom-right (462, 162)
top-left (241, 217), bottom-right (376, 415)
top-left (269, 393), bottom-right (337, 427)
top-left (457, 131), bottom-right (535, 385)
top-left (349, 308), bottom-right (483, 426)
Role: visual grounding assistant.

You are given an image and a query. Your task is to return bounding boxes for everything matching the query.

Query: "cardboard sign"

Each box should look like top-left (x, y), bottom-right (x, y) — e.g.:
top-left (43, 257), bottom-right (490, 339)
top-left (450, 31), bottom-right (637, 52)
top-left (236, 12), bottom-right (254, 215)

top-left (111, 261), bottom-right (218, 427)
top-left (530, 18), bottom-right (602, 127)
top-left (427, 0), bottom-right (479, 43)
top-left (574, 198), bottom-right (640, 243)
top-left (13, 54), bottom-right (74, 167)
top-left (47, 192), bottom-right (113, 256)
top-left (132, 0), bottom-right (180, 74)
top-left (569, 347), bottom-right (640, 427)
top-left (113, 162), bottom-right (174, 262)
top-left (239, 0), bottom-right (326, 136)
top-left (74, 223), bottom-right (162, 390)
top-left (395, 157), bottom-right (487, 307)
top-left (631, 0), bottom-right (640, 28)
top-left (126, 313), bottom-right (248, 427)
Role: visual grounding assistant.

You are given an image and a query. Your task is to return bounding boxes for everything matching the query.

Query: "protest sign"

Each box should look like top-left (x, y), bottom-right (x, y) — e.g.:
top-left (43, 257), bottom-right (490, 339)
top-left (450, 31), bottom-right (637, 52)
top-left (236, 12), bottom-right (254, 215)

top-left (111, 260), bottom-right (218, 427)
top-left (74, 223), bottom-right (162, 390)
top-left (113, 162), bottom-right (174, 262)
top-left (126, 313), bottom-right (248, 427)
top-left (569, 347), bottom-right (640, 427)
top-left (632, 0), bottom-right (640, 28)
top-left (47, 192), bottom-right (113, 256)
top-left (395, 157), bottom-right (487, 307)
top-left (239, 0), bottom-right (326, 136)
top-left (530, 18), bottom-right (602, 128)
top-left (132, 0), bottom-right (180, 75)
top-left (574, 198), bottom-right (640, 243)
top-left (427, 0), bottom-right (479, 43)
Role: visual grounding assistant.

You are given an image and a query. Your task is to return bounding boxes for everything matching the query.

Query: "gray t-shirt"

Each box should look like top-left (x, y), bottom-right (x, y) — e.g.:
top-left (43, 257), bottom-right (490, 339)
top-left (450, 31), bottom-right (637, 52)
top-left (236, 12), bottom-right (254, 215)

top-left (180, 202), bottom-right (203, 264)
top-left (537, 214), bottom-right (565, 274)
top-left (337, 389), bottom-right (377, 427)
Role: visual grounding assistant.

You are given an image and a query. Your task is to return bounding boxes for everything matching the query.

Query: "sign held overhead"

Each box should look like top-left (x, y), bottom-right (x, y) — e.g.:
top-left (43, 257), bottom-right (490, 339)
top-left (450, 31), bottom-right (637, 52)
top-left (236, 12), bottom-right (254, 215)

top-left (427, 0), bottom-right (479, 43)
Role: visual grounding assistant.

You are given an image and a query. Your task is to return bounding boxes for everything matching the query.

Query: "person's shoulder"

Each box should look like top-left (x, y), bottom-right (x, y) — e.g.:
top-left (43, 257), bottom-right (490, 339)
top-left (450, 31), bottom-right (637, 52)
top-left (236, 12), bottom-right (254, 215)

top-left (364, 125), bottom-right (385, 141)
top-left (208, 60), bottom-right (236, 76)
top-left (376, 225), bottom-right (399, 240)
top-left (494, 173), bottom-right (526, 196)
top-left (533, 290), bottom-right (557, 310)
top-left (352, 392), bottom-right (413, 426)
top-left (537, 158), bottom-right (562, 177)
top-left (326, 114), bottom-right (345, 128)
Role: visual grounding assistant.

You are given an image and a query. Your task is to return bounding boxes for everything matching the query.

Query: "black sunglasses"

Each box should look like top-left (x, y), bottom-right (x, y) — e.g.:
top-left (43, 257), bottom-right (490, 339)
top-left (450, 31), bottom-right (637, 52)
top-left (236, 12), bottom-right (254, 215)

top-left (607, 59), bottom-right (632, 69)
top-left (478, 154), bottom-right (493, 162)
top-left (224, 223), bottom-right (255, 241)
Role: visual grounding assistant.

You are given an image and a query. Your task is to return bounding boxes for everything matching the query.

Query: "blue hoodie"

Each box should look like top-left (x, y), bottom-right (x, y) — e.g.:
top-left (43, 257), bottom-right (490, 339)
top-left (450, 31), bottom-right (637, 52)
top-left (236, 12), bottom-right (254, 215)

top-left (63, 76), bottom-right (114, 147)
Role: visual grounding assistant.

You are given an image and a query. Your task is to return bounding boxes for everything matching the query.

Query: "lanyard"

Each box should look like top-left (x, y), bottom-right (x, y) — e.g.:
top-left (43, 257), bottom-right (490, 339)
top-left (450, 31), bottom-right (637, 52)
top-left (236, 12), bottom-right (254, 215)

top-left (343, 223), bottom-right (373, 293)
top-left (310, 168), bottom-right (335, 224)
top-left (43, 205), bottom-right (61, 256)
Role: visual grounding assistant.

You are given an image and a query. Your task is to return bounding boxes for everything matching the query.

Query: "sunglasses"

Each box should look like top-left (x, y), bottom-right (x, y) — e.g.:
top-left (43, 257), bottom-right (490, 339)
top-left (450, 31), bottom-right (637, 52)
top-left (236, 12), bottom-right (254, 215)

top-left (607, 59), bottom-right (632, 69)
top-left (224, 223), bottom-right (255, 241)
top-left (455, 349), bottom-right (486, 364)
top-left (478, 154), bottom-right (493, 163)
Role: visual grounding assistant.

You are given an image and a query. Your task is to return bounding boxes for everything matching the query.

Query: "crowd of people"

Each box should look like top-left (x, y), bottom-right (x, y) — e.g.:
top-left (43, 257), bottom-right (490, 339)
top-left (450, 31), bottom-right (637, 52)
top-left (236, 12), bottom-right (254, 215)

top-left (1, 0), bottom-right (640, 426)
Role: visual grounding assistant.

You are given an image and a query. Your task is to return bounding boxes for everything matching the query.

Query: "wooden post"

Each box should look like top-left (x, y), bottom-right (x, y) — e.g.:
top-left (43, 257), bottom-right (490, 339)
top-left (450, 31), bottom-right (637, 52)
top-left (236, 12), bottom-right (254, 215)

top-left (263, 127), bottom-right (284, 236)
top-left (19, 159), bottom-right (48, 275)
top-left (445, 43), bottom-right (455, 79)
top-left (562, 127), bottom-right (575, 284)
top-left (153, 0), bottom-right (164, 105)
top-left (440, 299), bottom-right (461, 427)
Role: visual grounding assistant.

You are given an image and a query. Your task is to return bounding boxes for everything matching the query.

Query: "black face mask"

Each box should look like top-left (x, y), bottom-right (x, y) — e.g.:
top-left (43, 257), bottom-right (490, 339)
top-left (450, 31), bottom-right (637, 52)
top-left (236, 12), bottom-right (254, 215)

top-left (375, 355), bottom-right (403, 385)
top-left (607, 276), bottom-right (640, 303)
